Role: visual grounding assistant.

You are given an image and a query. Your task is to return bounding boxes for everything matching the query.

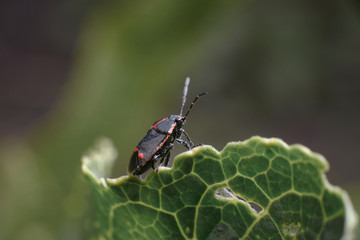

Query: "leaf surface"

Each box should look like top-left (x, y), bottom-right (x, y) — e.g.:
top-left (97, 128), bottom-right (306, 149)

top-left (82, 137), bottom-right (357, 239)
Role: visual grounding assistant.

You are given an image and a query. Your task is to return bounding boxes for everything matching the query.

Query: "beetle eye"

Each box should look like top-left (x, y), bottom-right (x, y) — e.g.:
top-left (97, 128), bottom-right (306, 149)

top-left (177, 118), bottom-right (184, 124)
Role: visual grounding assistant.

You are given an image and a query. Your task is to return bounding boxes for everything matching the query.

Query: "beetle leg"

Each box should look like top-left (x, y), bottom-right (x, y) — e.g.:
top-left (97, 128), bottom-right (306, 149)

top-left (153, 150), bottom-right (169, 172)
top-left (164, 151), bottom-right (171, 167)
top-left (158, 144), bottom-right (173, 167)
top-left (163, 144), bottom-right (174, 167)
top-left (180, 128), bottom-right (194, 148)
top-left (176, 138), bottom-right (191, 150)
top-left (151, 154), bottom-right (162, 173)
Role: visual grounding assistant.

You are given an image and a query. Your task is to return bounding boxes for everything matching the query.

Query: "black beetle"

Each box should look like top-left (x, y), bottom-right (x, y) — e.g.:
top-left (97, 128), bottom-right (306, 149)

top-left (128, 77), bottom-right (207, 175)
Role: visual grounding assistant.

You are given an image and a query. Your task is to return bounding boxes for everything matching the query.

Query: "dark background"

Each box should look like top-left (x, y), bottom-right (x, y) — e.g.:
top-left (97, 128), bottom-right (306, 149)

top-left (1, 1), bottom-right (359, 239)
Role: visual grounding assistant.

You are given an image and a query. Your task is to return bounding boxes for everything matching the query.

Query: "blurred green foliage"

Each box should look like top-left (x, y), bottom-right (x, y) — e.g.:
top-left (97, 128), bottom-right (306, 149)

top-left (0, 1), bottom-right (359, 239)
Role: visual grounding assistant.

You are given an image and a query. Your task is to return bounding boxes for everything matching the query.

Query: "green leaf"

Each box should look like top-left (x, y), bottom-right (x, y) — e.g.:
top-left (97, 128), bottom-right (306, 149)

top-left (82, 136), bottom-right (358, 240)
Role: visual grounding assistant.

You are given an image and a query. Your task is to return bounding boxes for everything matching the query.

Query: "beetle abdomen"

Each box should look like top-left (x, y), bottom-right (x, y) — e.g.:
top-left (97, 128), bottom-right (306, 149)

top-left (128, 151), bottom-right (139, 173)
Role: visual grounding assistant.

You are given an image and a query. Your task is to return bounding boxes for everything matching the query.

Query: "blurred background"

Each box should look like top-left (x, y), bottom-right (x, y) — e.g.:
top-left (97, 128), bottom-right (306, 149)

top-left (1, 0), bottom-right (359, 239)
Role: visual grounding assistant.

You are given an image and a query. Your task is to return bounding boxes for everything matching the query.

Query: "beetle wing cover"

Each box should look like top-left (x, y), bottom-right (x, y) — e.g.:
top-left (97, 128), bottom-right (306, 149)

top-left (138, 129), bottom-right (168, 160)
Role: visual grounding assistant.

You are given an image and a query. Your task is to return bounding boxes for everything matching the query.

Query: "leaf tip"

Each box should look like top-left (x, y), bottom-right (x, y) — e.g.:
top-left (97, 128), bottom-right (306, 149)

top-left (81, 137), bottom-right (118, 184)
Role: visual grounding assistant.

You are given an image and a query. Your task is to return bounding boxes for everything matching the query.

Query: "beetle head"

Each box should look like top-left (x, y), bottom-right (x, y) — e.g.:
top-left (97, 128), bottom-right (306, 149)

top-left (170, 115), bottom-right (186, 126)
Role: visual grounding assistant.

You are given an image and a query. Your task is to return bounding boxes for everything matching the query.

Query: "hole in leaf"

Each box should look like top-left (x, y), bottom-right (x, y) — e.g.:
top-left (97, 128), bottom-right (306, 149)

top-left (215, 188), bottom-right (263, 214)
top-left (247, 201), bottom-right (263, 214)
top-left (215, 187), bottom-right (235, 199)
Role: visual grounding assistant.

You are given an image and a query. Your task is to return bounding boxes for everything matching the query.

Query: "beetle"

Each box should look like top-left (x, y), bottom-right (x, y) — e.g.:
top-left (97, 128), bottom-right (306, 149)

top-left (128, 77), bottom-right (207, 175)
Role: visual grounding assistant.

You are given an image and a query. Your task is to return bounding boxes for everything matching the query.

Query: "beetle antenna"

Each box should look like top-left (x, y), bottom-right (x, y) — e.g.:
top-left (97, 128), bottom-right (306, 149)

top-left (179, 77), bottom-right (190, 116)
top-left (184, 92), bottom-right (208, 118)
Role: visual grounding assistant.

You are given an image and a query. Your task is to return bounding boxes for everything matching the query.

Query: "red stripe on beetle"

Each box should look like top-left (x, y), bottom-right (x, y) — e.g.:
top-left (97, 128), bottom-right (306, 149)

top-left (138, 152), bottom-right (144, 159)
top-left (134, 147), bottom-right (139, 152)
top-left (167, 123), bottom-right (176, 134)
